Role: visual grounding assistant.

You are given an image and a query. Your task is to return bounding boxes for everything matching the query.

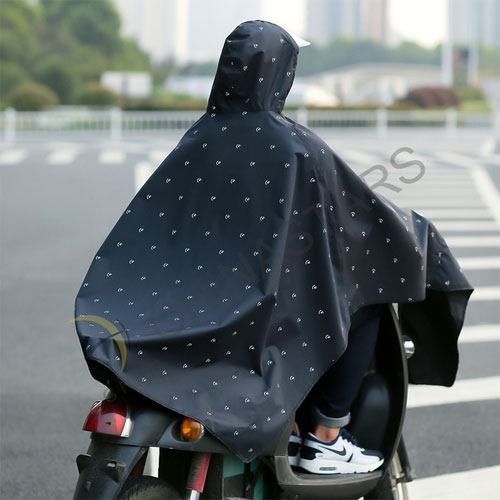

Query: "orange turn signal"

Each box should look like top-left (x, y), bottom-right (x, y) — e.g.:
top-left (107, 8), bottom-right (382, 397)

top-left (180, 417), bottom-right (204, 441)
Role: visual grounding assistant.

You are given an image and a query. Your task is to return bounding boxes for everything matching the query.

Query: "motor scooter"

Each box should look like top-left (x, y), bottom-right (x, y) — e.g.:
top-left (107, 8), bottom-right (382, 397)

top-left (73, 303), bottom-right (414, 500)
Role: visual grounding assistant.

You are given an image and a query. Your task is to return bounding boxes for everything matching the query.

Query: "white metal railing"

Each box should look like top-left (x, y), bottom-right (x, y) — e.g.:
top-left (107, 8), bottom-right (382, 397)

top-left (0, 107), bottom-right (497, 142)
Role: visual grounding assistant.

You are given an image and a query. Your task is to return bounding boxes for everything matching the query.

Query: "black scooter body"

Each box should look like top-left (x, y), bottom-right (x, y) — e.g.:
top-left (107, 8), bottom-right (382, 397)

top-left (74, 304), bottom-right (413, 499)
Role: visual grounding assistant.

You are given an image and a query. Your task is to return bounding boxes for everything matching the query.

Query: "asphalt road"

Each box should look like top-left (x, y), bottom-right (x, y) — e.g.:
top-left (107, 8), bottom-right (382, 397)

top-left (1, 130), bottom-right (499, 499)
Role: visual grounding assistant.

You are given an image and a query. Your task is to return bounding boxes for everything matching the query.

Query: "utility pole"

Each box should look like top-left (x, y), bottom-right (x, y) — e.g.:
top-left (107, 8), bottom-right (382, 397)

top-left (441, 0), bottom-right (453, 86)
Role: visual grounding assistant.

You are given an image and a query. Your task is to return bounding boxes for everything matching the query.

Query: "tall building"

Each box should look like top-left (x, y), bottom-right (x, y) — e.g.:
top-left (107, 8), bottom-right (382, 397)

top-left (449, 0), bottom-right (500, 47)
top-left (111, 0), bottom-right (307, 64)
top-left (112, 0), bottom-right (189, 63)
top-left (306, 0), bottom-right (389, 46)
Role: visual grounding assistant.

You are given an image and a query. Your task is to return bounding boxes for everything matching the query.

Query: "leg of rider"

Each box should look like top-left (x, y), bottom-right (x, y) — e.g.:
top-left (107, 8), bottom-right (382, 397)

top-left (313, 303), bottom-right (384, 441)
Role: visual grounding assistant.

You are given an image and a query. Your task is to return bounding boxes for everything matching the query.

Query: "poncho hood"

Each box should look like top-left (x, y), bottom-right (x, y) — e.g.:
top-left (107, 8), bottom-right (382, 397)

top-left (74, 20), bottom-right (473, 463)
top-left (207, 20), bottom-right (299, 113)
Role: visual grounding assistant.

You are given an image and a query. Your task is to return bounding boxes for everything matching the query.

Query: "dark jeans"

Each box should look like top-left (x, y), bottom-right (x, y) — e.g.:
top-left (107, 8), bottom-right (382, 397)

top-left (313, 304), bottom-right (384, 428)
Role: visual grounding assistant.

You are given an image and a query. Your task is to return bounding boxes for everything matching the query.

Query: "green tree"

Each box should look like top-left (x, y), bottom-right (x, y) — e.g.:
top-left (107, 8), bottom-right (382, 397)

top-left (0, 60), bottom-right (30, 100)
top-left (7, 81), bottom-right (59, 110)
top-left (0, 0), bottom-right (153, 105)
top-left (35, 59), bottom-right (77, 103)
top-left (0, 0), bottom-right (40, 66)
top-left (77, 81), bottom-right (119, 106)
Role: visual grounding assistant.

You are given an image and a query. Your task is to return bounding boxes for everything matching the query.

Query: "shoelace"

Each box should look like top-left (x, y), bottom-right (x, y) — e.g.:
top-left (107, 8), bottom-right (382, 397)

top-left (340, 427), bottom-right (360, 447)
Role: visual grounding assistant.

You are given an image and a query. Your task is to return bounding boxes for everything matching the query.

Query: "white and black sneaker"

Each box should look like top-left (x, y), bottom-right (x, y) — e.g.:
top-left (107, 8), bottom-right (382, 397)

top-left (298, 428), bottom-right (384, 474)
top-left (287, 424), bottom-right (302, 467)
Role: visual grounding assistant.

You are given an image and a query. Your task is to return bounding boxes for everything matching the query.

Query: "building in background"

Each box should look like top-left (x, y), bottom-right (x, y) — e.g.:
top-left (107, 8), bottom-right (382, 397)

top-left (305, 0), bottom-right (389, 46)
top-left (100, 71), bottom-right (153, 97)
top-left (112, 0), bottom-right (189, 63)
top-left (449, 0), bottom-right (500, 47)
top-left (111, 0), bottom-right (306, 63)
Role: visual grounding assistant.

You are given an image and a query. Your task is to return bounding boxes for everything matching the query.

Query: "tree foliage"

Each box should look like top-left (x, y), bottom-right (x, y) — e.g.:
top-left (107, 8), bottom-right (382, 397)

top-left (0, 0), bottom-right (151, 106)
top-left (6, 81), bottom-right (59, 110)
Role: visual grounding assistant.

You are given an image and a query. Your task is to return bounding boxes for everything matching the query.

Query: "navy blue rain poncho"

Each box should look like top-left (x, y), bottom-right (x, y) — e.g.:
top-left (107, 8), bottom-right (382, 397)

top-left (74, 20), bottom-right (473, 462)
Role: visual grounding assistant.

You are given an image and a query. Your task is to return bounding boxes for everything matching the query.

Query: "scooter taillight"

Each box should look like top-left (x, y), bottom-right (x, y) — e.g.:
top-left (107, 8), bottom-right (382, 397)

top-left (82, 397), bottom-right (132, 437)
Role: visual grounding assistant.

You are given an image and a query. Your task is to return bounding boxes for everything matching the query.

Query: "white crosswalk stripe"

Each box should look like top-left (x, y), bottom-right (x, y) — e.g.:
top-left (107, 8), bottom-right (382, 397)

top-left (407, 376), bottom-right (500, 408)
top-left (469, 287), bottom-right (500, 301)
top-left (445, 236), bottom-right (500, 247)
top-left (98, 150), bottom-right (125, 164)
top-left (149, 150), bottom-right (169, 164)
top-left (413, 209), bottom-right (494, 219)
top-left (47, 149), bottom-right (77, 165)
top-left (134, 162), bottom-right (155, 192)
top-left (399, 199), bottom-right (487, 207)
top-left (0, 149), bottom-right (27, 165)
top-left (436, 220), bottom-right (499, 231)
top-left (407, 465), bottom-right (500, 500)
top-left (459, 324), bottom-right (500, 343)
top-left (457, 256), bottom-right (500, 270)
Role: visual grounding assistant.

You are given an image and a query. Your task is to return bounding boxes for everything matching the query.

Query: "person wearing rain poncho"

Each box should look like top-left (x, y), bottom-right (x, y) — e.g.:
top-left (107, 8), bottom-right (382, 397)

top-left (74, 20), bottom-right (473, 471)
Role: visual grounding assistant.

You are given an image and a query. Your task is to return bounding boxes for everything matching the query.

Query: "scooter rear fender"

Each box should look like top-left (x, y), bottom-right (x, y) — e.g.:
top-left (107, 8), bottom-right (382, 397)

top-left (73, 439), bottom-right (147, 500)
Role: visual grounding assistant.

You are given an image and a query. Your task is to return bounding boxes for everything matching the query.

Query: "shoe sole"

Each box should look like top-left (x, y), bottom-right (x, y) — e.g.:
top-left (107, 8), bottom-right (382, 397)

top-left (298, 457), bottom-right (384, 474)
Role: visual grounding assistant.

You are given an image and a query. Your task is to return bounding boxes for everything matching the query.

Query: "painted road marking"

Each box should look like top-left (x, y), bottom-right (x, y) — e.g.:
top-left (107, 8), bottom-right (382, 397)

top-left (446, 236), bottom-right (500, 247)
top-left (435, 220), bottom-right (500, 231)
top-left (407, 465), bottom-right (500, 500)
top-left (392, 189), bottom-right (482, 198)
top-left (99, 150), bottom-right (126, 164)
top-left (0, 150), bottom-right (27, 165)
top-left (459, 324), bottom-right (500, 343)
top-left (470, 166), bottom-right (500, 228)
top-left (407, 375), bottom-right (500, 408)
top-left (433, 151), bottom-right (483, 168)
top-left (413, 209), bottom-right (494, 219)
top-left (149, 151), bottom-right (169, 164)
top-left (398, 199), bottom-right (487, 207)
top-left (469, 287), bottom-right (500, 301)
top-left (134, 162), bottom-right (155, 192)
top-left (47, 149), bottom-right (77, 165)
top-left (458, 256), bottom-right (500, 270)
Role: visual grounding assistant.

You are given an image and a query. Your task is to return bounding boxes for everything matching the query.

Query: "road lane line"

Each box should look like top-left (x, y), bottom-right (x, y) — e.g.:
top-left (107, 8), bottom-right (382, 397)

top-left (469, 286), bottom-right (500, 301)
top-left (433, 151), bottom-right (482, 168)
top-left (446, 236), bottom-right (500, 247)
top-left (99, 150), bottom-right (126, 164)
top-left (407, 465), bottom-right (500, 500)
top-left (398, 199), bottom-right (487, 207)
top-left (457, 256), bottom-right (500, 269)
top-left (392, 194), bottom-right (481, 203)
top-left (47, 149), bottom-right (77, 165)
top-left (338, 150), bottom-right (383, 166)
top-left (470, 165), bottom-right (500, 228)
top-left (407, 376), bottom-right (500, 408)
top-left (0, 150), bottom-right (26, 165)
top-left (149, 151), bottom-right (169, 164)
top-left (434, 220), bottom-right (500, 231)
top-left (459, 324), bottom-right (500, 343)
top-left (413, 209), bottom-right (493, 219)
top-left (134, 162), bottom-right (155, 193)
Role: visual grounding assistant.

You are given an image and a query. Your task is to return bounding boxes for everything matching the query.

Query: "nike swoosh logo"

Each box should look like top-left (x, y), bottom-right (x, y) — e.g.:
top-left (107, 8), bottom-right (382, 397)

top-left (316, 444), bottom-right (347, 456)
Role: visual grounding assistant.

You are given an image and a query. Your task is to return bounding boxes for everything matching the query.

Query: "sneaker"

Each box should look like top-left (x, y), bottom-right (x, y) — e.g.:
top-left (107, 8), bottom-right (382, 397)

top-left (287, 424), bottom-right (302, 467)
top-left (298, 428), bottom-right (384, 474)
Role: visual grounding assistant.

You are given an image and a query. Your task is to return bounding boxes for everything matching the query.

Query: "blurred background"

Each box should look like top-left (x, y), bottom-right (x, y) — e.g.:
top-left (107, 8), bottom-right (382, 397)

top-left (0, 1), bottom-right (499, 499)
top-left (1, 0), bottom-right (499, 113)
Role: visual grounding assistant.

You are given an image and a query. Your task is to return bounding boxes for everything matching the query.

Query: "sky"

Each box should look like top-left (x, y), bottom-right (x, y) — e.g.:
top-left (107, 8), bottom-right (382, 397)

top-left (261, 0), bottom-right (448, 48)
top-left (388, 0), bottom-right (447, 47)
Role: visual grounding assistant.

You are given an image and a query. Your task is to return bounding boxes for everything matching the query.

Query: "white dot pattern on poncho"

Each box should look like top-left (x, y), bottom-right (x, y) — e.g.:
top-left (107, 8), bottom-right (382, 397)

top-left (74, 20), bottom-right (472, 463)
